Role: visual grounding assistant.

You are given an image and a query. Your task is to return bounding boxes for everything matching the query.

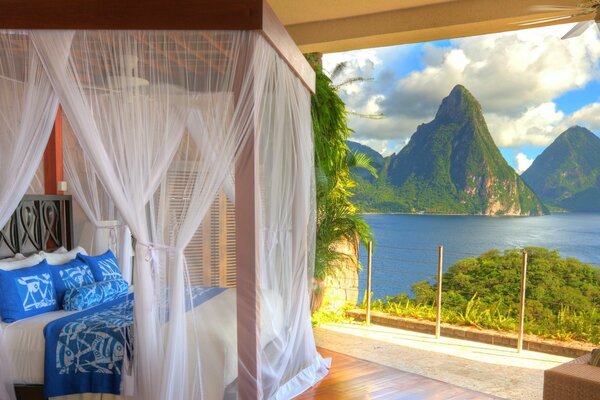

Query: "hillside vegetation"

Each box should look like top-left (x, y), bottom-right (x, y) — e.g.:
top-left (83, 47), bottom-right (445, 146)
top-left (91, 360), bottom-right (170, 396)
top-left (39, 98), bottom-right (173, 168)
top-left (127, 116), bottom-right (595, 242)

top-left (522, 126), bottom-right (600, 212)
top-left (366, 247), bottom-right (600, 343)
top-left (351, 85), bottom-right (546, 215)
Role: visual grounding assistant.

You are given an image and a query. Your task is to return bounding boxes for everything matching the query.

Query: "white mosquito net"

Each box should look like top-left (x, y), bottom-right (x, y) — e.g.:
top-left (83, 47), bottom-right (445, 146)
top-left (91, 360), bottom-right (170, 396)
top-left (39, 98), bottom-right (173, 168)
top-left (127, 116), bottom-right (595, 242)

top-left (63, 115), bottom-right (133, 283)
top-left (0, 29), bottom-right (327, 400)
top-left (0, 31), bottom-right (59, 400)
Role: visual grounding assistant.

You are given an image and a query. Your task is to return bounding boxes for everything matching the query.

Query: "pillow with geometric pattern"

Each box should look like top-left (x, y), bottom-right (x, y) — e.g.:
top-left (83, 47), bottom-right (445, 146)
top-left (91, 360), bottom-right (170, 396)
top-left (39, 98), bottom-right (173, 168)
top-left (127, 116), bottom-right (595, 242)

top-left (590, 349), bottom-right (600, 367)
top-left (77, 250), bottom-right (123, 282)
top-left (49, 258), bottom-right (95, 306)
top-left (62, 279), bottom-right (128, 311)
top-left (0, 260), bottom-right (59, 322)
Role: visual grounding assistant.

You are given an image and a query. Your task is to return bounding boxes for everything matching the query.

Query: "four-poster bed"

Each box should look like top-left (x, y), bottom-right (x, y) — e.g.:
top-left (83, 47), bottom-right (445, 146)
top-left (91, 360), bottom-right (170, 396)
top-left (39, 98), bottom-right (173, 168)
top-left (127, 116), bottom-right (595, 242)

top-left (0, 1), bottom-right (326, 399)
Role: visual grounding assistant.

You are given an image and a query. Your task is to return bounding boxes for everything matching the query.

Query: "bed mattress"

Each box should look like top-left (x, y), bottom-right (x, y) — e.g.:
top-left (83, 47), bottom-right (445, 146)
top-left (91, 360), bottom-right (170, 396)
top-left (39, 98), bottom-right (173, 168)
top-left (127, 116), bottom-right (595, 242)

top-left (2, 287), bottom-right (282, 400)
top-left (2, 309), bottom-right (77, 384)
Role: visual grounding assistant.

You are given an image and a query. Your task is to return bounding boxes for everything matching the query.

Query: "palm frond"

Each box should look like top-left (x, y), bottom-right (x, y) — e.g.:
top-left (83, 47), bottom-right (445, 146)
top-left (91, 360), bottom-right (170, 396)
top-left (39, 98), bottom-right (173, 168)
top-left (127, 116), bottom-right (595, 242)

top-left (331, 61), bottom-right (348, 81)
top-left (334, 76), bottom-right (373, 89)
top-left (347, 150), bottom-right (378, 179)
top-left (347, 110), bottom-right (384, 119)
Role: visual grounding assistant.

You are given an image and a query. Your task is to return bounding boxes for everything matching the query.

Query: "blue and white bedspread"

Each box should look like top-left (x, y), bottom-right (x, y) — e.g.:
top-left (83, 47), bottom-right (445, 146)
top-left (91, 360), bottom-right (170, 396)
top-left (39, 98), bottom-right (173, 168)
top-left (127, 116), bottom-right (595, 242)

top-left (43, 286), bottom-right (226, 398)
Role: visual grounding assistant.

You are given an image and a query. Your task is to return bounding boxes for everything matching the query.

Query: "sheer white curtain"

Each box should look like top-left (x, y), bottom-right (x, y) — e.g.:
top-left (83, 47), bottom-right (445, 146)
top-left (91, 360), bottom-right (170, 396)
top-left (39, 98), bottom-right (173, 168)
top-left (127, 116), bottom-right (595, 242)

top-left (253, 41), bottom-right (329, 399)
top-left (32, 30), bottom-right (258, 400)
top-left (0, 31), bottom-right (59, 400)
top-left (31, 29), bottom-right (325, 400)
top-left (33, 30), bottom-right (190, 400)
top-left (62, 116), bottom-right (133, 282)
top-left (152, 35), bottom-right (256, 399)
top-left (27, 159), bottom-right (45, 194)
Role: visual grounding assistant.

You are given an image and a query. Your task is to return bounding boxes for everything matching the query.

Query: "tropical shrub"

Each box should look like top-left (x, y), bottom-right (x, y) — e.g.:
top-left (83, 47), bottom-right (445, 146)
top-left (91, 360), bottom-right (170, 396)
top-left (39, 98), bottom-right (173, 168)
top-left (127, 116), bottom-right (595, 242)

top-left (307, 53), bottom-right (373, 282)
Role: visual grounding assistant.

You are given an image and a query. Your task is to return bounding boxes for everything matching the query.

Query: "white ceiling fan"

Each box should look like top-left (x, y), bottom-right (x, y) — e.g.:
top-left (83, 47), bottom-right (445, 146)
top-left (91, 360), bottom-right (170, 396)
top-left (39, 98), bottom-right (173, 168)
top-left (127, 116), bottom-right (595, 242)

top-left (107, 54), bottom-right (150, 90)
top-left (517, 1), bottom-right (600, 39)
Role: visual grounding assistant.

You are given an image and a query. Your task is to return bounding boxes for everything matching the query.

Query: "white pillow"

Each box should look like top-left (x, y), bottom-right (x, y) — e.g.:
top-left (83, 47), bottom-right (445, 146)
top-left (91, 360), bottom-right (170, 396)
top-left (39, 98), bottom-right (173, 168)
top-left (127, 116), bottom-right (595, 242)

top-left (2, 254), bottom-right (25, 261)
top-left (0, 254), bottom-right (44, 271)
top-left (40, 246), bottom-right (88, 265)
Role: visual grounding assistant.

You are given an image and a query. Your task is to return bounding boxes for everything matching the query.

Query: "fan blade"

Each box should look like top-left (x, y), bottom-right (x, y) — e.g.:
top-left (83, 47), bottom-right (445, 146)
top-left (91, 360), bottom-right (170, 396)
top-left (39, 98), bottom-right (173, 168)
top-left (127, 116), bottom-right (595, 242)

top-left (562, 20), bottom-right (594, 39)
top-left (514, 14), bottom-right (583, 26)
top-left (530, 5), bottom-right (583, 12)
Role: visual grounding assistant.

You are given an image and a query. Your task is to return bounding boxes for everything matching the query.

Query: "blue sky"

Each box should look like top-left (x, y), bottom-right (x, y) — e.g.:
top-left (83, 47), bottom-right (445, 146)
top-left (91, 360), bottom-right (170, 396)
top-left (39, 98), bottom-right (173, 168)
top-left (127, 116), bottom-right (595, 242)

top-left (323, 23), bottom-right (600, 173)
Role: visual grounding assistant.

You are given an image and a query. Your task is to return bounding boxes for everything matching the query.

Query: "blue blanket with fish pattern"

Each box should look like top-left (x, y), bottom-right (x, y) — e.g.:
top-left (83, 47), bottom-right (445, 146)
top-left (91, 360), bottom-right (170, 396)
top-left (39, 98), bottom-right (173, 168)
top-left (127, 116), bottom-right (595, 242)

top-left (43, 287), bottom-right (226, 398)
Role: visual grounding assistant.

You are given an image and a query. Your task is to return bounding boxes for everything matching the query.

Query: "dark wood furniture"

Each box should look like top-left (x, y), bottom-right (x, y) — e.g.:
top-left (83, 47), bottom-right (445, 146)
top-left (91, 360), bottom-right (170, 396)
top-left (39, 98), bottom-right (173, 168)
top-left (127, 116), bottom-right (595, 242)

top-left (0, 195), bottom-right (73, 256)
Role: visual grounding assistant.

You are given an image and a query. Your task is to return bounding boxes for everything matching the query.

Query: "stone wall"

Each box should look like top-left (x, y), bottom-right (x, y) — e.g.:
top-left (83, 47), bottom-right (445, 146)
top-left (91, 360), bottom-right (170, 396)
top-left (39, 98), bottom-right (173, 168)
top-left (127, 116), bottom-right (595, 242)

top-left (323, 238), bottom-right (360, 309)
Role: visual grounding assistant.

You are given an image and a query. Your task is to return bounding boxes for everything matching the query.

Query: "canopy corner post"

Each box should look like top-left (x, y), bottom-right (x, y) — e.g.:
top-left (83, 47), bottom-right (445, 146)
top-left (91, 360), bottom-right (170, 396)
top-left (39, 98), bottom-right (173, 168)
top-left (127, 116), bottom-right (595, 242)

top-left (235, 129), bottom-right (261, 399)
top-left (235, 34), bottom-right (261, 400)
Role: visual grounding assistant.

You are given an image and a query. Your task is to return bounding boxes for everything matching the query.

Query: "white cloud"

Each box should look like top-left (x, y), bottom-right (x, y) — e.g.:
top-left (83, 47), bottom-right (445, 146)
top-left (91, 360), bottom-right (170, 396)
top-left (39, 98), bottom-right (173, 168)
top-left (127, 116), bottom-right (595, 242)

top-left (486, 102), bottom-right (566, 147)
top-left (570, 102), bottom-right (600, 131)
top-left (515, 153), bottom-right (534, 174)
top-left (325, 23), bottom-right (600, 149)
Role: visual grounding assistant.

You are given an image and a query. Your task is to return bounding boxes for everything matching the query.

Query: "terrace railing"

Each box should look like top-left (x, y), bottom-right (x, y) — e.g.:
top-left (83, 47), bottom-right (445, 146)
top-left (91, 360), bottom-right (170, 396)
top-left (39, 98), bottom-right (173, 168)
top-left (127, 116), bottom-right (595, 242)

top-left (362, 242), bottom-right (530, 352)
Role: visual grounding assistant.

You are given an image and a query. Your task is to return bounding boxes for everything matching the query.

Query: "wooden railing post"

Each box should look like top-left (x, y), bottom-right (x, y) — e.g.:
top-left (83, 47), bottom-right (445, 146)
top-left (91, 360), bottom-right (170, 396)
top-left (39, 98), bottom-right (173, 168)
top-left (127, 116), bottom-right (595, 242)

top-left (365, 241), bottom-right (373, 326)
top-left (518, 250), bottom-right (528, 352)
top-left (436, 245), bottom-right (443, 339)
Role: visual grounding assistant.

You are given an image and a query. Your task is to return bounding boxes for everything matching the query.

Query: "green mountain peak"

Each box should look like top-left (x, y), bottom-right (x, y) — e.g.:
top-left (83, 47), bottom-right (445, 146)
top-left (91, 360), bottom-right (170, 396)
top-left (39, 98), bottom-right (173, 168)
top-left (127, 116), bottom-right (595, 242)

top-left (522, 126), bottom-right (600, 211)
top-left (435, 84), bottom-right (482, 122)
top-left (351, 85), bottom-right (547, 216)
top-left (555, 125), bottom-right (596, 144)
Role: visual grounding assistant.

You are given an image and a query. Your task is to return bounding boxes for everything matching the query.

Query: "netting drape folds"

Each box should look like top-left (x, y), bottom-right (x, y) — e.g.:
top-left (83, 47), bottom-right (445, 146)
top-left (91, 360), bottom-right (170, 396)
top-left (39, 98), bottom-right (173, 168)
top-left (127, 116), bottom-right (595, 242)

top-left (253, 43), bottom-right (329, 399)
top-left (0, 29), bottom-right (326, 399)
top-left (0, 32), bottom-right (60, 400)
top-left (63, 116), bottom-right (133, 282)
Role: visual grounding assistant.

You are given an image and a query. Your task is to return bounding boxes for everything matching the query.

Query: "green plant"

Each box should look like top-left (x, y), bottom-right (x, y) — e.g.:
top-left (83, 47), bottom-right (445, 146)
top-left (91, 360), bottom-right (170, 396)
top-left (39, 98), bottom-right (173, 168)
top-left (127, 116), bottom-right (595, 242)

top-left (308, 53), bottom-right (375, 281)
top-left (311, 299), bottom-right (355, 326)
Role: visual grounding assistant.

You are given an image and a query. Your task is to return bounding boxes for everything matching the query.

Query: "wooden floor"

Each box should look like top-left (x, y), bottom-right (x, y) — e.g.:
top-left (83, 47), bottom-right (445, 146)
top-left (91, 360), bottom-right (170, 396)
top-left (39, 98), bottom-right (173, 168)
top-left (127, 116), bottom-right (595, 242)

top-left (297, 348), bottom-right (498, 400)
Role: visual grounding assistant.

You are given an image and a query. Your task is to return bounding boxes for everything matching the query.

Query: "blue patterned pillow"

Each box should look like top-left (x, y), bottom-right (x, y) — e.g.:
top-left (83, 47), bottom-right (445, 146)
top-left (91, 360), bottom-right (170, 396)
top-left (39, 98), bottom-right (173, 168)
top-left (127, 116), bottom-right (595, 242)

top-left (77, 250), bottom-right (123, 282)
top-left (62, 279), bottom-right (128, 311)
top-left (49, 258), bottom-right (95, 305)
top-left (0, 260), bottom-right (59, 322)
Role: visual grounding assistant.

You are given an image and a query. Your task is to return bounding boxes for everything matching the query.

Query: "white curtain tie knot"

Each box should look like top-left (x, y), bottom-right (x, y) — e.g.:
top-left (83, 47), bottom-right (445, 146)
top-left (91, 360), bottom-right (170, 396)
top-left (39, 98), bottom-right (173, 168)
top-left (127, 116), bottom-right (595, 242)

top-left (136, 241), bottom-right (183, 262)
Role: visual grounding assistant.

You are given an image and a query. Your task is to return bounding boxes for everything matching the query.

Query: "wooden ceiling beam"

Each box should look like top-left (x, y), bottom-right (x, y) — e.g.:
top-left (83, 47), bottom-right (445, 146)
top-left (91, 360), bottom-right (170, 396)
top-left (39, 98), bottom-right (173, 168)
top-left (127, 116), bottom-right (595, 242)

top-left (0, 0), bottom-right (262, 30)
top-left (0, 0), bottom-right (315, 92)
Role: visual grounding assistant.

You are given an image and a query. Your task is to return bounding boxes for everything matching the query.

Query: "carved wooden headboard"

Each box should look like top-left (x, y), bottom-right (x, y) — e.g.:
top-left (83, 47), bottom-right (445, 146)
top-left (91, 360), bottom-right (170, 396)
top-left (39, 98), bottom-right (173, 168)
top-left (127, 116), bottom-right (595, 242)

top-left (0, 195), bottom-right (73, 257)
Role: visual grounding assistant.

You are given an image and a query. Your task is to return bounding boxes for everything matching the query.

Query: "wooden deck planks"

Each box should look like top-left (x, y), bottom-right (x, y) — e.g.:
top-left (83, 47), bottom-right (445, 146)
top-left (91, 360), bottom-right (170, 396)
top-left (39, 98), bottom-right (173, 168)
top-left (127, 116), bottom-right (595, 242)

top-left (297, 348), bottom-right (498, 400)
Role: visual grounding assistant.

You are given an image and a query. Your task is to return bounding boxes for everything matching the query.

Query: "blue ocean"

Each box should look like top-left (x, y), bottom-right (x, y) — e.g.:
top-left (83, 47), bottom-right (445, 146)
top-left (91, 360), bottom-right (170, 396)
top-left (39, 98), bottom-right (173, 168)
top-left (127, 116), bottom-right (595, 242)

top-left (358, 213), bottom-right (600, 300)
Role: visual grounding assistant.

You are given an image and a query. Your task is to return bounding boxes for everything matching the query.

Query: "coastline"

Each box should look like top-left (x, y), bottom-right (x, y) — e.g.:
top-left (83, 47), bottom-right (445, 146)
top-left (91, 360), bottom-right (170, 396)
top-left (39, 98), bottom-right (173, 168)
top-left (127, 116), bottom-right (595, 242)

top-left (360, 211), bottom-right (550, 217)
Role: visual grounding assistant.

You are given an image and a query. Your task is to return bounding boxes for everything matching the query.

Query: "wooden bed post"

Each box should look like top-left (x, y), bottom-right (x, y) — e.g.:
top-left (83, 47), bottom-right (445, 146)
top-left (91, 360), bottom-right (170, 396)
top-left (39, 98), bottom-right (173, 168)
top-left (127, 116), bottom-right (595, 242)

top-left (235, 129), bottom-right (260, 399)
top-left (235, 34), bottom-right (260, 399)
top-left (43, 106), bottom-right (64, 195)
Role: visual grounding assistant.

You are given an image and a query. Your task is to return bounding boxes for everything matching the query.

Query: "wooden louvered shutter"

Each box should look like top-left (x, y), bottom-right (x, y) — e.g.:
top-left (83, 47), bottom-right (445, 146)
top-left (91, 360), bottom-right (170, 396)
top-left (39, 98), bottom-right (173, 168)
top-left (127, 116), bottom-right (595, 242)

top-left (166, 168), bottom-right (237, 288)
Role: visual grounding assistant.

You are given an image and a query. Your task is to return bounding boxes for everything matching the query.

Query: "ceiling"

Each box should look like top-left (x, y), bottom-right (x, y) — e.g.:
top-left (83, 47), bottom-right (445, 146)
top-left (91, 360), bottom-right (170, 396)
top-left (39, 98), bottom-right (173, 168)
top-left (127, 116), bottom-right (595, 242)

top-left (267, 0), bottom-right (591, 53)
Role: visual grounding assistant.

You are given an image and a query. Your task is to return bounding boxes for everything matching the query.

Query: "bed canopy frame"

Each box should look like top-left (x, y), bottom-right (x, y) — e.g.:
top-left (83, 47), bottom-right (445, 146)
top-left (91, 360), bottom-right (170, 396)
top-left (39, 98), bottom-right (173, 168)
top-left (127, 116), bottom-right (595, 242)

top-left (0, 1), bottom-right (322, 399)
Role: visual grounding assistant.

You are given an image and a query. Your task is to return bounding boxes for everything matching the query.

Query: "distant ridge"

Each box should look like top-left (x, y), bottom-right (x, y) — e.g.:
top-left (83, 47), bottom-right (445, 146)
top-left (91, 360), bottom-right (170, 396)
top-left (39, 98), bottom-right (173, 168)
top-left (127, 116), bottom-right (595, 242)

top-left (522, 126), bottom-right (600, 212)
top-left (351, 85), bottom-right (547, 216)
